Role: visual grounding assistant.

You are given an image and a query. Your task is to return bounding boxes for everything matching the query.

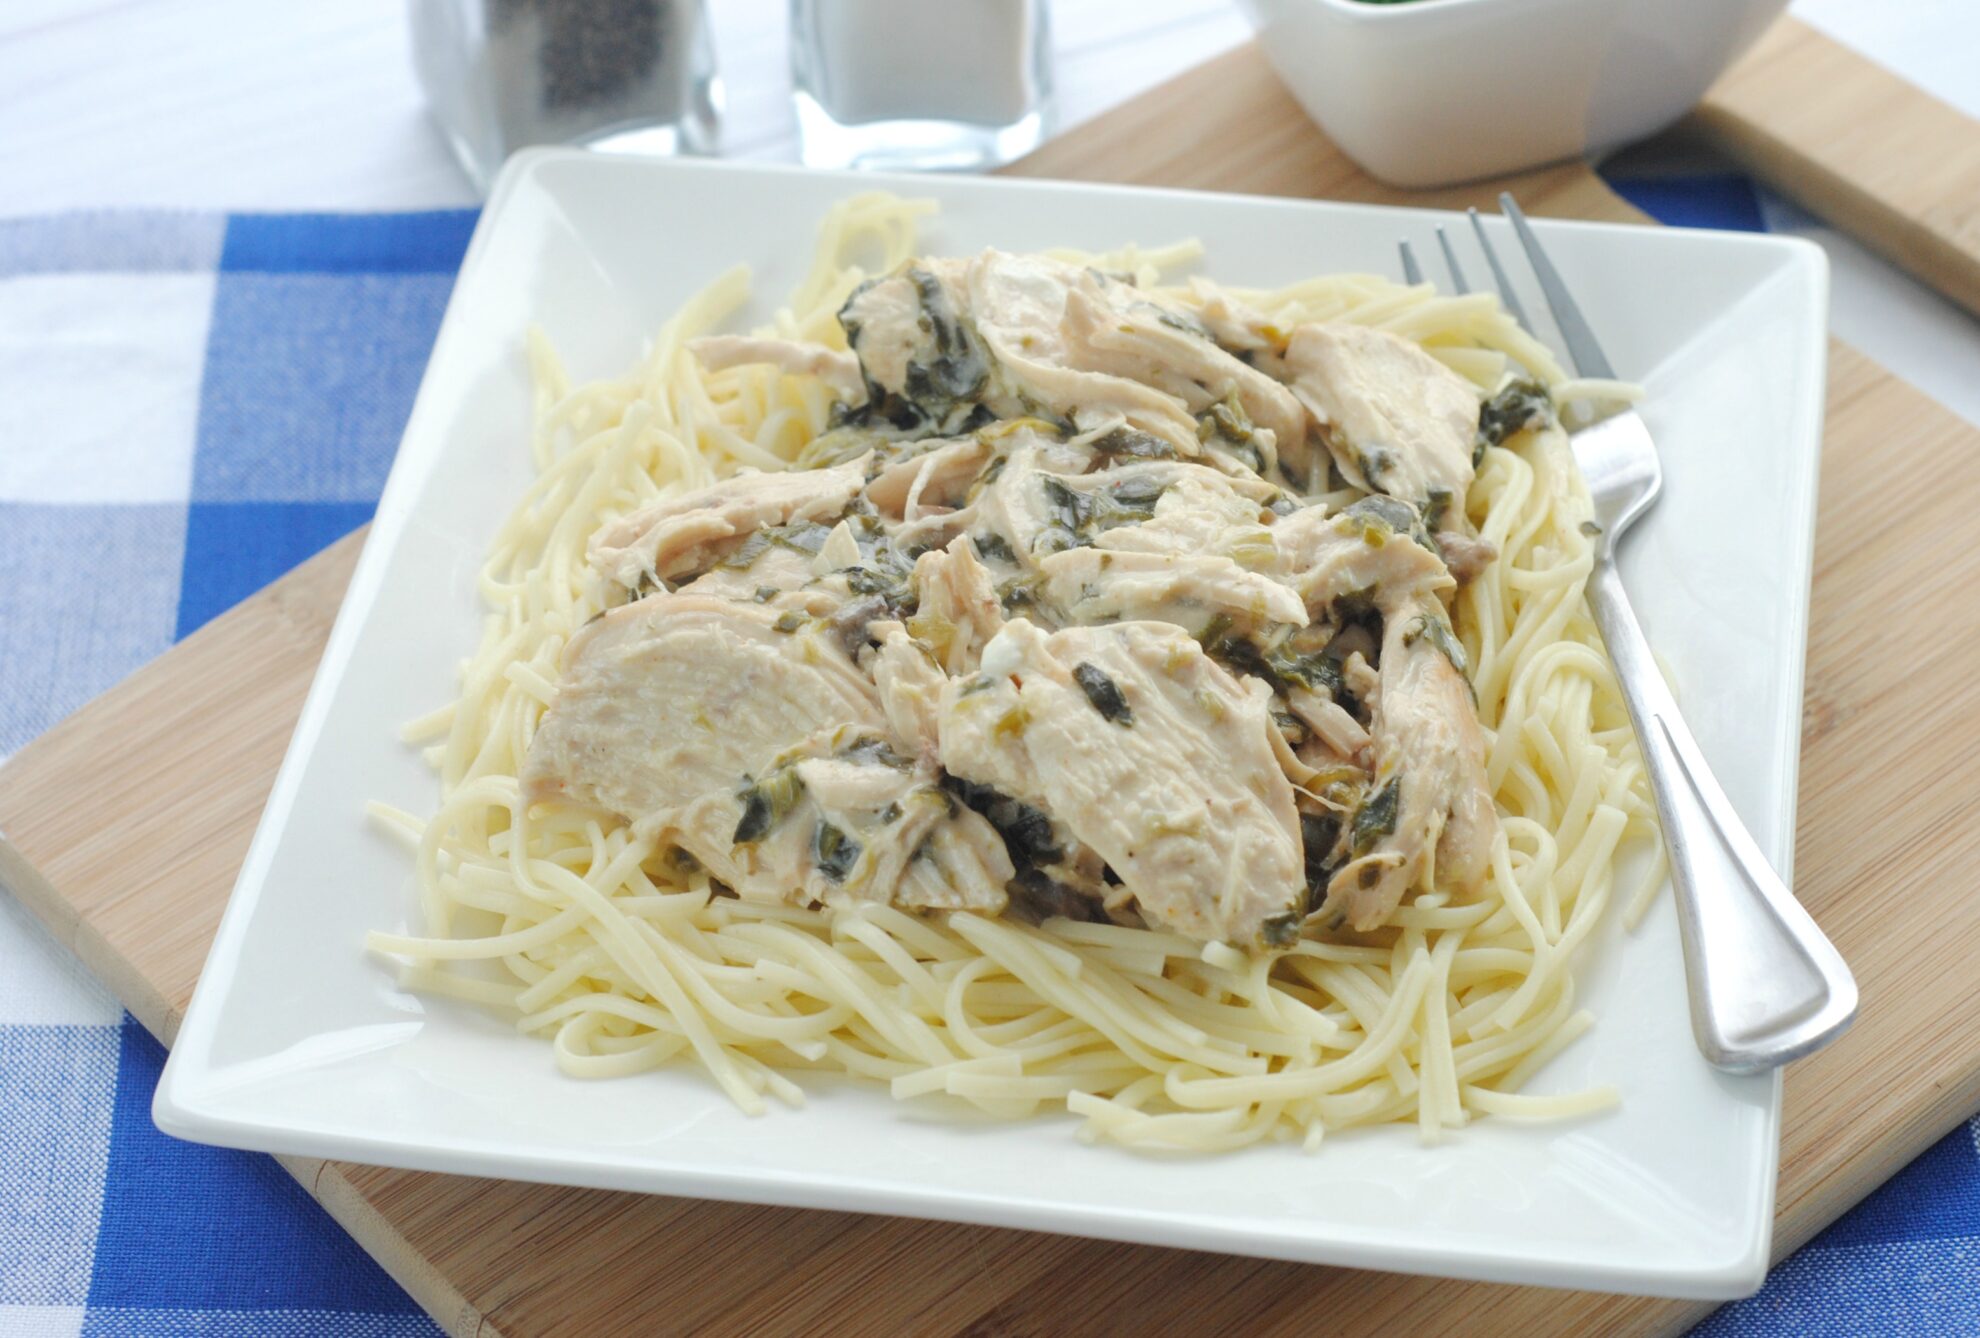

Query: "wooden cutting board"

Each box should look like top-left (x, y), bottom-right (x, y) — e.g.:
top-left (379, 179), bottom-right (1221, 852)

top-left (5, 38), bottom-right (1980, 1338)
top-left (1691, 16), bottom-right (1980, 319)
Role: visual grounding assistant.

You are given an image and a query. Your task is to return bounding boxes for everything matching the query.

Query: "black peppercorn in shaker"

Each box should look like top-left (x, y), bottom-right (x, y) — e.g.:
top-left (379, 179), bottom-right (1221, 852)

top-left (411, 0), bottom-right (721, 193)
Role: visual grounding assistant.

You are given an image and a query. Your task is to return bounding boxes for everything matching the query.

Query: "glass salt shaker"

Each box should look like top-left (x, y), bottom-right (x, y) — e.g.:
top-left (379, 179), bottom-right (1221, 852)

top-left (790, 0), bottom-right (1055, 172)
top-left (410, 0), bottom-right (722, 193)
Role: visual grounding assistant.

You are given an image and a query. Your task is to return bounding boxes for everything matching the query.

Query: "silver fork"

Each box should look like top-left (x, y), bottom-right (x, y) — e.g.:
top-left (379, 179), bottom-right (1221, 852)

top-left (1400, 197), bottom-right (1857, 1075)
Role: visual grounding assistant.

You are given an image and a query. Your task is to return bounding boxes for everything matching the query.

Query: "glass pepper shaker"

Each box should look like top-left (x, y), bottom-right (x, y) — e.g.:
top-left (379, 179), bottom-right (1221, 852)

top-left (410, 0), bottom-right (722, 193)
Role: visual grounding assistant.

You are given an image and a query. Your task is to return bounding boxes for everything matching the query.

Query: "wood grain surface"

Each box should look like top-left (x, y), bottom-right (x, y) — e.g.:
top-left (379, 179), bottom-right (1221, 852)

top-left (1692, 16), bottom-right (1980, 319)
top-left (4, 37), bottom-right (1979, 1338)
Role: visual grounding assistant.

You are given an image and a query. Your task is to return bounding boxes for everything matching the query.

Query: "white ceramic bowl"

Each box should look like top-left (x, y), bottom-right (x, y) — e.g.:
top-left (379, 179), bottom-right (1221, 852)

top-left (1235, 0), bottom-right (1790, 186)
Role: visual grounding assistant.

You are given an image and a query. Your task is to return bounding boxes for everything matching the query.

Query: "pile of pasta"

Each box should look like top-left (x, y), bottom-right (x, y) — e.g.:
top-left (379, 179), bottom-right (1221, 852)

top-left (368, 193), bottom-right (1661, 1152)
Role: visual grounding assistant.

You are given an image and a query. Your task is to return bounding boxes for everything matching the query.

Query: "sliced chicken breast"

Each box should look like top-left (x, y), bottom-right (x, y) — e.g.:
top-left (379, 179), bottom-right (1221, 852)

top-left (1284, 322), bottom-right (1481, 522)
top-left (526, 595), bottom-right (1009, 912)
top-left (523, 593), bottom-right (884, 823)
top-left (937, 618), bottom-right (1306, 946)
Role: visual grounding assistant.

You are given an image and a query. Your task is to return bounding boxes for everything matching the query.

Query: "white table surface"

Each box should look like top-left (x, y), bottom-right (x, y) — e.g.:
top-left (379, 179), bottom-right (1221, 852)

top-left (4, 0), bottom-right (1976, 429)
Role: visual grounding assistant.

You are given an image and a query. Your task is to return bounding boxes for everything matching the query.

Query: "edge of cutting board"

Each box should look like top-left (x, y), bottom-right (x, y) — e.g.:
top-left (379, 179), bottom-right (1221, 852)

top-left (1691, 16), bottom-right (1980, 319)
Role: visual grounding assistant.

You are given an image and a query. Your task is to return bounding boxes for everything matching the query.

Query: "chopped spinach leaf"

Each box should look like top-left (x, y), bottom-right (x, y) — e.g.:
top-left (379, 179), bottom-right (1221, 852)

top-left (813, 822), bottom-right (861, 882)
top-left (1341, 494), bottom-right (1438, 556)
top-left (1072, 661), bottom-right (1134, 725)
top-left (1006, 867), bottom-right (1107, 924)
top-left (1350, 778), bottom-right (1401, 856)
top-left (734, 769), bottom-right (806, 844)
top-left (942, 774), bottom-right (1062, 870)
top-left (1355, 445), bottom-right (1395, 487)
top-left (837, 735), bottom-right (908, 769)
top-left (1423, 487), bottom-right (1453, 533)
top-left (1403, 611), bottom-right (1470, 676)
top-left (1300, 811), bottom-right (1343, 900)
top-left (1477, 379), bottom-right (1553, 463)
top-left (1196, 392), bottom-right (1255, 448)
top-left (1260, 911), bottom-right (1303, 948)
top-left (1342, 493), bottom-right (1419, 536)
top-left (718, 517), bottom-right (844, 576)
top-left (1331, 583), bottom-right (1378, 624)
top-left (1194, 613), bottom-right (1234, 648)
top-left (1089, 426), bottom-right (1179, 461)
top-left (971, 530), bottom-right (1017, 565)
top-left (1199, 621), bottom-right (1343, 698)
top-left (997, 574), bottom-right (1043, 612)
top-left (1031, 472), bottom-right (1170, 554)
top-left (715, 530), bottom-right (772, 572)
top-left (1154, 307), bottom-right (1216, 341)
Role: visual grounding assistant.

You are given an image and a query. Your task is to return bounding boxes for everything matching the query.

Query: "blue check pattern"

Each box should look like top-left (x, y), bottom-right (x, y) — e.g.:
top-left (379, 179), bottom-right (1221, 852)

top-left (0, 184), bottom-right (1972, 1336)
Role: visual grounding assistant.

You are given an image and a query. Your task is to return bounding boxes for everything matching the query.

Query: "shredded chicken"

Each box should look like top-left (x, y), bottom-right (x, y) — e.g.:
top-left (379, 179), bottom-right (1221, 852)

top-left (1324, 599), bottom-right (1495, 930)
top-left (671, 727), bottom-right (1014, 914)
top-left (966, 253), bottom-right (1208, 452)
top-left (909, 536), bottom-right (1005, 674)
top-left (1274, 501), bottom-right (1496, 930)
top-left (588, 459), bottom-right (867, 589)
top-left (1040, 548), bottom-right (1306, 631)
top-left (868, 623), bottom-right (946, 760)
top-left (1185, 280), bottom-right (1283, 356)
top-left (689, 335), bottom-right (865, 401)
top-left (1091, 465), bottom-right (1282, 559)
top-left (527, 249), bottom-right (1520, 950)
top-left (1284, 322), bottom-right (1481, 524)
top-left (865, 436), bottom-right (993, 519)
top-left (1287, 686), bottom-right (1372, 765)
top-left (1060, 275), bottom-right (1308, 475)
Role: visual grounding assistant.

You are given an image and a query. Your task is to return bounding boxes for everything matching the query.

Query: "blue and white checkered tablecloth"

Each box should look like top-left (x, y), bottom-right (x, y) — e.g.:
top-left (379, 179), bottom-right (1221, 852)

top-left (0, 184), bottom-right (1974, 1336)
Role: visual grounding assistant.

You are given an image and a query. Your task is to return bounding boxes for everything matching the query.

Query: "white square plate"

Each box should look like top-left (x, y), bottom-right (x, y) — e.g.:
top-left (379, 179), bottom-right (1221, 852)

top-left (157, 151), bottom-right (1828, 1300)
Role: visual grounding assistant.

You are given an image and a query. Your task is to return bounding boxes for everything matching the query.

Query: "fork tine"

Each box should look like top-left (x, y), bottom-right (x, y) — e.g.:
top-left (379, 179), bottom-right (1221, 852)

top-left (1435, 226), bottom-right (1469, 294)
top-left (1398, 240), bottom-right (1424, 286)
top-left (1499, 193), bottom-right (1614, 380)
top-left (1467, 207), bottom-right (1532, 332)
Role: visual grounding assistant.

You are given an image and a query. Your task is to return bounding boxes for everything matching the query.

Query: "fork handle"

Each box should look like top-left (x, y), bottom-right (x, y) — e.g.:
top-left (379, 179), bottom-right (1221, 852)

top-left (1586, 560), bottom-right (1857, 1073)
